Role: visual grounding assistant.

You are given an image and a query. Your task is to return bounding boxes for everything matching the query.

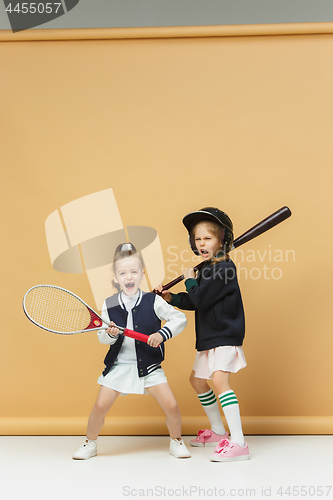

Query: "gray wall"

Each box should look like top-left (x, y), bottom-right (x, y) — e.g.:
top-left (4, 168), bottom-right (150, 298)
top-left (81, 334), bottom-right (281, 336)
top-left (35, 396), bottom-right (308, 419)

top-left (1, 0), bottom-right (333, 30)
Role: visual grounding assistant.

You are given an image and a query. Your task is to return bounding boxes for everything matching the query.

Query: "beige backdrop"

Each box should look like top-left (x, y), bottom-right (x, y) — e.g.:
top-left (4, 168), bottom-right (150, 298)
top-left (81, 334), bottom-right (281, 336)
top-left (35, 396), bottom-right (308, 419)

top-left (1, 25), bottom-right (332, 435)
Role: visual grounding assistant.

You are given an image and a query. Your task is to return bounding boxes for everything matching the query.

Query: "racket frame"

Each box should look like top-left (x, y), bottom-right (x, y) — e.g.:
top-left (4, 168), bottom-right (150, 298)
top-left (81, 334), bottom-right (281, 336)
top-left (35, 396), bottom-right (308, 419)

top-left (22, 284), bottom-right (145, 340)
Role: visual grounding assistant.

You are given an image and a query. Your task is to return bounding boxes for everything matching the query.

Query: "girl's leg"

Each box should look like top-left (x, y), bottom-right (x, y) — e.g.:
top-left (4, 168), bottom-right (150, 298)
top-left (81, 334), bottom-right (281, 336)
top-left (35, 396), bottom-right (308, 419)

top-left (147, 383), bottom-right (181, 438)
top-left (73, 386), bottom-right (120, 460)
top-left (147, 383), bottom-right (191, 458)
top-left (189, 370), bottom-right (227, 437)
top-left (211, 370), bottom-right (245, 446)
top-left (189, 370), bottom-right (210, 394)
top-left (87, 385), bottom-right (120, 440)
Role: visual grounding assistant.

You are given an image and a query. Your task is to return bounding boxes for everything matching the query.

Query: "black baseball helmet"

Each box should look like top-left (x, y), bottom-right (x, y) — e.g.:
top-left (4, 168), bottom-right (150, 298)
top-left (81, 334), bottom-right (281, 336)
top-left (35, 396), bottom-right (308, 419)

top-left (182, 207), bottom-right (234, 255)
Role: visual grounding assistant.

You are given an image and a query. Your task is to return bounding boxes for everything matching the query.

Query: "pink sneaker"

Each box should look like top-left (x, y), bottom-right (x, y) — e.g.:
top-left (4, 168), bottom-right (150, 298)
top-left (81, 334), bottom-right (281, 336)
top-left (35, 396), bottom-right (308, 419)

top-left (209, 439), bottom-right (250, 462)
top-left (190, 429), bottom-right (229, 447)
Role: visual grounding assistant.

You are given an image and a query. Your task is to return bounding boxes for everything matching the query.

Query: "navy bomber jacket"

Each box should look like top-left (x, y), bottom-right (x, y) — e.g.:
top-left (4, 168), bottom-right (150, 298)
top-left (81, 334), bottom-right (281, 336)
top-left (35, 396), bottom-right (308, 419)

top-left (170, 259), bottom-right (245, 351)
top-left (98, 290), bottom-right (186, 378)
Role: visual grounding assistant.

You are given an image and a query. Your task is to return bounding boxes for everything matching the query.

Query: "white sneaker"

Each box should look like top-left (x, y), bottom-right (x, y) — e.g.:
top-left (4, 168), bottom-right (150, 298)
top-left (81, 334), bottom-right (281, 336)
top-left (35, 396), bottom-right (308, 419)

top-left (169, 438), bottom-right (191, 458)
top-left (72, 439), bottom-right (97, 460)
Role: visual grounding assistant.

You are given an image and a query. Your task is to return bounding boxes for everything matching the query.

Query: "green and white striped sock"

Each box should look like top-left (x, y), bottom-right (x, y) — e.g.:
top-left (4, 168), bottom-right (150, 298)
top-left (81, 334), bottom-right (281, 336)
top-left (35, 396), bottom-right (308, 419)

top-left (198, 389), bottom-right (226, 436)
top-left (219, 390), bottom-right (245, 446)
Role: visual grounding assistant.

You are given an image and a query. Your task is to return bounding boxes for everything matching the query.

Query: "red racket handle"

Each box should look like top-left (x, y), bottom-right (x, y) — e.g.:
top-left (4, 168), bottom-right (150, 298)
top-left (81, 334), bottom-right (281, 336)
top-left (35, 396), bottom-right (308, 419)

top-left (122, 328), bottom-right (149, 343)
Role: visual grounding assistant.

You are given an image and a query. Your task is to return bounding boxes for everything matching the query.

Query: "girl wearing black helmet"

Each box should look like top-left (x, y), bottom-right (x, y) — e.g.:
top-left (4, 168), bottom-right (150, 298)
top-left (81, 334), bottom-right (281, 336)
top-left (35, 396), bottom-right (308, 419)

top-left (156, 208), bottom-right (249, 462)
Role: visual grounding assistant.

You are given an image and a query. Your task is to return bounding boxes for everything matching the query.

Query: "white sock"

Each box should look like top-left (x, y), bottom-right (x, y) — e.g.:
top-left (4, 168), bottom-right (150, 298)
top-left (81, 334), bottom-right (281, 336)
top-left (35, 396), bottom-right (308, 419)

top-left (219, 390), bottom-right (245, 446)
top-left (198, 389), bottom-right (226, 435)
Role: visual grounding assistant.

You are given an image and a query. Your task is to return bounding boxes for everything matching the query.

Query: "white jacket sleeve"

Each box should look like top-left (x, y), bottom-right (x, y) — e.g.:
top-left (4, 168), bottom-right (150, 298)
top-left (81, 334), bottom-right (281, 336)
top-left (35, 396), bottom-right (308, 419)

top-left (154, 294), bottom-right (187, 342)
top-left (97, 300), bottom-right (119, 345)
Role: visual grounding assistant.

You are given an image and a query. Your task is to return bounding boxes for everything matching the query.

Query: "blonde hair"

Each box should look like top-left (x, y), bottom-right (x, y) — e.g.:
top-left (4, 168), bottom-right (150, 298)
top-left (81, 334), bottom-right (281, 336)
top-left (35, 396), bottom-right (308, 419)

top-left (112, 243), bottom-right (144, 292)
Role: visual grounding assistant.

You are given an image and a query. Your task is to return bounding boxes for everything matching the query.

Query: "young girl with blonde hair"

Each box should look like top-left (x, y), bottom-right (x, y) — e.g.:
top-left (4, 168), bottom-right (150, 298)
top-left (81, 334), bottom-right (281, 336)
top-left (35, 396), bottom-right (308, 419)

top-left (73, 243), bottom-right (190, 460)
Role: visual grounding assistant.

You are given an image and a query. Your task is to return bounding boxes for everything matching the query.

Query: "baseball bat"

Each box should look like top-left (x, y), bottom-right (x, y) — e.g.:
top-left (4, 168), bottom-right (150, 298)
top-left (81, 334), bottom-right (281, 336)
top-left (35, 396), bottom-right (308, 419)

top-left (156, 206), bottom-right (291, 292)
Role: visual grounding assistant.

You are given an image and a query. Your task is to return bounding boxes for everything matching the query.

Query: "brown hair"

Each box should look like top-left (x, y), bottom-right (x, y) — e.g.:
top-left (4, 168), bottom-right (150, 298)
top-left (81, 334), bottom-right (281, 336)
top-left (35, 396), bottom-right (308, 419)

top-left (191, 221), bottom-right (229, 263)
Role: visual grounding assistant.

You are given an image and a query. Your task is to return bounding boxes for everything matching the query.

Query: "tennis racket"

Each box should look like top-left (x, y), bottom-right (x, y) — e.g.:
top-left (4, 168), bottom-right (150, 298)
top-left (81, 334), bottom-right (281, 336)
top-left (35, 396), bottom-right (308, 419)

top-left (23, 284), bottom-right (149, 343)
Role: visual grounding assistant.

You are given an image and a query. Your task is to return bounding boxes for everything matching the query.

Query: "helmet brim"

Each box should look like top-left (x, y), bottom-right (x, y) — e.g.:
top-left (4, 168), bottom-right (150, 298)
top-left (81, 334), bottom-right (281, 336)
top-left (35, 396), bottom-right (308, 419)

top-left (183, 209), bottom-right (233, 233)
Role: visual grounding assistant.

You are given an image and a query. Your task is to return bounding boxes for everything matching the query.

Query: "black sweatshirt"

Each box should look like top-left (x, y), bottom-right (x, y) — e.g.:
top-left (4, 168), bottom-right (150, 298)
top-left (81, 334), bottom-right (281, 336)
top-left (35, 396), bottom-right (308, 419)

top-left (170, 259), bottom-right (245, 351)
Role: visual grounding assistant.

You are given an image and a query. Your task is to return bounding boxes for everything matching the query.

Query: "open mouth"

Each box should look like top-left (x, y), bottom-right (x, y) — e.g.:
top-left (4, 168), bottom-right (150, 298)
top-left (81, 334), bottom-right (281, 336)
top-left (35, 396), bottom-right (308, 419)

top-left (125, 282), bottom-right (135, 290)
top-left (201, 249), bottom-right (210, 257)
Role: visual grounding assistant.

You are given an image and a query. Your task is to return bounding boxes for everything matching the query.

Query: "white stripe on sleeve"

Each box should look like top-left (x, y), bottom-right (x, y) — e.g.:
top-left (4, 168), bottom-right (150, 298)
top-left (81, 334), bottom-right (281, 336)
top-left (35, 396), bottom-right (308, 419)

top-left (154, 294), bottom-right (187, 341)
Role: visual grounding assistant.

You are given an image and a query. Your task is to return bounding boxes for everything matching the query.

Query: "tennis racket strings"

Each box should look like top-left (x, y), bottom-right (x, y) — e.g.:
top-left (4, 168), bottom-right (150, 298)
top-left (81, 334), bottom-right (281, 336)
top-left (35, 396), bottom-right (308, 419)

top-left (23, 285), bottom-right (96, 334)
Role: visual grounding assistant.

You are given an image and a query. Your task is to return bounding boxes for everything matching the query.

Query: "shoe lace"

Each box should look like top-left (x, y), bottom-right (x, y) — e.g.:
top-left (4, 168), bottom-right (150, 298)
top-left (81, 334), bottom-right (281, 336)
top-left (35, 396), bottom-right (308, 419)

top-left (215, 439), bottom-right (230, 453)
top-left (197, 429), bottom-right (212, 440)
top-left (82, 440), bottom-right (94, 448)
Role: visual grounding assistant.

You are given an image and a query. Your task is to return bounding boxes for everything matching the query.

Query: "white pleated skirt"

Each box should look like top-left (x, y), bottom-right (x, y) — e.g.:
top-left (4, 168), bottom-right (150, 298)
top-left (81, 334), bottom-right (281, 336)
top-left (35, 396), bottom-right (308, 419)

top-left (97, 362), bottom-right (168, 395)
top-left (193, 346), bottom-right (247, 379)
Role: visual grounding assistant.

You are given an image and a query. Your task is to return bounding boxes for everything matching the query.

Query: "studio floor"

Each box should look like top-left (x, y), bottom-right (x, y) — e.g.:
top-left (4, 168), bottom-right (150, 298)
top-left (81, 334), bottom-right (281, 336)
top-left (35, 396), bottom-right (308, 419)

top-left (1, 435), bottom-right (332, 500)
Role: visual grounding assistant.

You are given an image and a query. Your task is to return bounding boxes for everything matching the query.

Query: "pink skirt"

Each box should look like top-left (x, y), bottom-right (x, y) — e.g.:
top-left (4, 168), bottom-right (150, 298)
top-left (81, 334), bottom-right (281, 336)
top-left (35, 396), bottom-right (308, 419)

top-left (193, 346), bottom-right (247, 379)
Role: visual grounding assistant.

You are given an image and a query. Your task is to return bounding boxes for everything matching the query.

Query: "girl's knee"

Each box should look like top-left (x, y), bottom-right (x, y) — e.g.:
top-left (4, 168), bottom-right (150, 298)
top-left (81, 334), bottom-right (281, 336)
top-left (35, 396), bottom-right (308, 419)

top-left (166, 399), bottom-right (180, 416)
top-left (212, 370), bottom-right (231, 394)
top-left (190, 372), bottom-right (209, 393)
top-left (94, 399), bottom-right (111, 415)
top-left (189, 371), bottom-right (197, 388)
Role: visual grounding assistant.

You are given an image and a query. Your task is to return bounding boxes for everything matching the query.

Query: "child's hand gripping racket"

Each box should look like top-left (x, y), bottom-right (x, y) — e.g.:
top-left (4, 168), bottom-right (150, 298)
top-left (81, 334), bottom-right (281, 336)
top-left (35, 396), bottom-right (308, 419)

top-left (22, 284), bottom-right (149, 343)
